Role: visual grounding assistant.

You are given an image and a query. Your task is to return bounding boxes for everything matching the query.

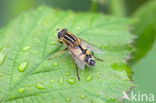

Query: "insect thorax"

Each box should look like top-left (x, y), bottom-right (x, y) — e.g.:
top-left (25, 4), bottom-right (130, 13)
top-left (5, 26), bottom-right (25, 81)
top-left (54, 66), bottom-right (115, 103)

top-left (62, 34), bottom-right (81, 47)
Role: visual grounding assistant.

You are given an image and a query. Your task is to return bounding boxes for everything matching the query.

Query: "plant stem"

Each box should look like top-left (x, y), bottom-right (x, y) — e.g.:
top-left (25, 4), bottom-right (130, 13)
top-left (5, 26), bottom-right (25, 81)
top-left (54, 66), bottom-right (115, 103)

top-left (109, 0), bottom-right (126, 16)
top-left (90, 0), bottom-right (98, 12)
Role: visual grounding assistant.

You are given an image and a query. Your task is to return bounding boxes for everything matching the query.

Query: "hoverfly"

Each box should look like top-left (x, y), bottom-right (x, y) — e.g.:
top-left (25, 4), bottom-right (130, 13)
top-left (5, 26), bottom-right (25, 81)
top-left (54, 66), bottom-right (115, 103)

top-left (49, 29), bottom-right (103, 80)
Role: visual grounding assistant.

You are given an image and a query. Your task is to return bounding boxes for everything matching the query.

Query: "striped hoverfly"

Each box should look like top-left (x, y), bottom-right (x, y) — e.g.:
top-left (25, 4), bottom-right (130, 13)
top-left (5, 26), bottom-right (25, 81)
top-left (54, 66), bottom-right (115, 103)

top-left (49, 29), bottom-right (103, 80)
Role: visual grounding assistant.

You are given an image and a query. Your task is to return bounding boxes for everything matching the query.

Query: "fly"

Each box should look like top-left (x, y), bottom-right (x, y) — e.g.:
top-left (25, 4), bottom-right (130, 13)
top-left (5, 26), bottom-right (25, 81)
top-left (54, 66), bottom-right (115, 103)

top-left (49, 29), bottom-right (103, 80)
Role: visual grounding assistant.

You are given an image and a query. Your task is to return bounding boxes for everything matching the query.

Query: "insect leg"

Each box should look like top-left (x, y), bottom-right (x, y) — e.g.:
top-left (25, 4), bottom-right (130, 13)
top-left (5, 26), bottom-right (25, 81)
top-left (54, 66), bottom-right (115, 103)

top-left (76, 65), bottom-right (80, 81)
top-left (48, 47), bottom-right (68, 60)
top-left (57, 40), bottom-right (63, 44)
top-left (92, 52), bottom-right (103, 62)
top-left (94, 56), bottom-right (104, 61)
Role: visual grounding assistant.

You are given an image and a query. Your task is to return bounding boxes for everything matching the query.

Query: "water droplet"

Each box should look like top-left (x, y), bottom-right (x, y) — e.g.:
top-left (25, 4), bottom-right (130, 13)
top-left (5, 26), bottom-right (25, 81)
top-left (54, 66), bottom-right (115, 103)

top-left (59, 78), bottom-right (64, 85)
top-left (66, 72), bottom-right (70, 76)
top-left (80, 94), bottom-right (86, 99)
top-left (0, 53), bottom-right (6, 65)
top-left (67, 78), bottom-right (76, 84)
top-left (54, 33), bottom-right (57, 36)
top-left (22, 46), bottom-right (31, 51)
top-left (18, 62), bottom-right (28, 72)
top-left (18, 88), bottom-right (25, 93)
top-left (66, 97), bottom-right (71, 102)
top-left (76, 27), bottom-right (80, 30)
top-left (50, 41), bottom-right (56, 45)
top-left (86, 76), bottom-right (93, 81)
top-left (52, 62), bottom-right (58, 66)
top-left (50, 80), bottom-right (55, 83)
top-left (36, 83), bottom-right (45, 89)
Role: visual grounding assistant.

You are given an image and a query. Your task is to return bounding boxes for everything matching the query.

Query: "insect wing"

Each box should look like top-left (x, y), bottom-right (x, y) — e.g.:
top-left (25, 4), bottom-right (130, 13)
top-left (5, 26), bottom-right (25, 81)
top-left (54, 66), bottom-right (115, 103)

top-left (69, 48), bottom-right (85, 70)
top-left (81, 40), bottom-right (103, 54)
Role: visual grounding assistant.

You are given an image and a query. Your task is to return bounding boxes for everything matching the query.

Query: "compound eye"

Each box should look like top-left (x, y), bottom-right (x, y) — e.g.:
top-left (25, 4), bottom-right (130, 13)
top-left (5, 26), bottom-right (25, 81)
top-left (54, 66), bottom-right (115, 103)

top-left (58, 31), bottom-right (62, 39)
top-left (89, 60), bottom-right (96, 66)
top-left (57, 29), bottom-right (68, 39)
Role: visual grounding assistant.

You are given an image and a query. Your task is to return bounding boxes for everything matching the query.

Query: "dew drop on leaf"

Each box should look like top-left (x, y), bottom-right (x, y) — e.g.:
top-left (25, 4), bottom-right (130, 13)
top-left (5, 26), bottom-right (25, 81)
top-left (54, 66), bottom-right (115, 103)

top-left (66, 72), bottom-right (70, 76)
top-left (18, 88), bottom-right (25, 93)
top-left (22, 46), bottom-right (31, 52)
top-left (18, 62), bottom-right (28, 72)
top-left (66, 97), bottom-right (71, 102)
top-left (50, 41), bottom-right (57, 45)
top-left (0, 6), bottom-right (136, 102)
top-left (50, 80), bottom-right (55, 83)
top-left (76, 27), bottom-right (80, 30)
top-left (86, 75), bottom-right (93, 81)
top-left (0, 53), bottom-right (6, 65)
top-left (80, 94), bottom-right (86, 99)
top-left (67, 78), bottom-right (76, 84)
top-left (36, 83), bottom-right (46, 89)
top-left (52, 62), bottom-right (58, 66)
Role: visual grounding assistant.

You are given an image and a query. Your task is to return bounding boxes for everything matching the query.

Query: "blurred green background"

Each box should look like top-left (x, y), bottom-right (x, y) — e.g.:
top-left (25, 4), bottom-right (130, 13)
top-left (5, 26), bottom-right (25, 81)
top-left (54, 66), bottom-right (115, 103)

top-left (0, 0), bottom-right (155, 102)
top-left (0, 0), bottom-right (149, 27)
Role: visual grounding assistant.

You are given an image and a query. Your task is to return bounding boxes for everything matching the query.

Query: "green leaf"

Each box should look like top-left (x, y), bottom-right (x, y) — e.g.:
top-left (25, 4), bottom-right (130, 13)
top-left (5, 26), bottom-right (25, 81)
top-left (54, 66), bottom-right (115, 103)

top-left (130, 0), bottom-right (156, 64)
top-left (0, 6), bottom-right (135, 103)
top-left (129, 1), bottom-right (156, 101)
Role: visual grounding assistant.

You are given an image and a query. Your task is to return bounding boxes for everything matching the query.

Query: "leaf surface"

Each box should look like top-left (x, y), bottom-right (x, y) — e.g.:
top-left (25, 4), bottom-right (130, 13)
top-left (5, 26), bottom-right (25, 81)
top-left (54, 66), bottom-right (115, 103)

top-left (0, 6), bottom-right (135, 103)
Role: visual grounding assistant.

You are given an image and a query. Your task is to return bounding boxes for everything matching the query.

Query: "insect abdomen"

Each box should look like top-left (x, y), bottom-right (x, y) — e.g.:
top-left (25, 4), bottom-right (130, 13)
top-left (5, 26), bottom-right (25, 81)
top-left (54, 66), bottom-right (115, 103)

top-left (85, 55), bottom-right (96, 66)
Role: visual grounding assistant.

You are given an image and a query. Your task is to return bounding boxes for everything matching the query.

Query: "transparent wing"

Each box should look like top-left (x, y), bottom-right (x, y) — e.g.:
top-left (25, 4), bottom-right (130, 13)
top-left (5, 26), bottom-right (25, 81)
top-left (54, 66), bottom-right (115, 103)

top-left (81, 40), bottom-right (104, 54)
top-left (69, 50), bottom-right (85, 70)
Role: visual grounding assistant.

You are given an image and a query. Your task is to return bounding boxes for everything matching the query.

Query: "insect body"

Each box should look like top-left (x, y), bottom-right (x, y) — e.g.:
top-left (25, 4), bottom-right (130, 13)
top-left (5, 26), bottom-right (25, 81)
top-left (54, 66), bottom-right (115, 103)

top-left (58, 29), bottom-right (101, 66)
top-left (68, 43), bottom-right (96, 70)
top-left (58, 29), bottom-right (81, 47)
top-left (52, 29), bottom-right (103, 80)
